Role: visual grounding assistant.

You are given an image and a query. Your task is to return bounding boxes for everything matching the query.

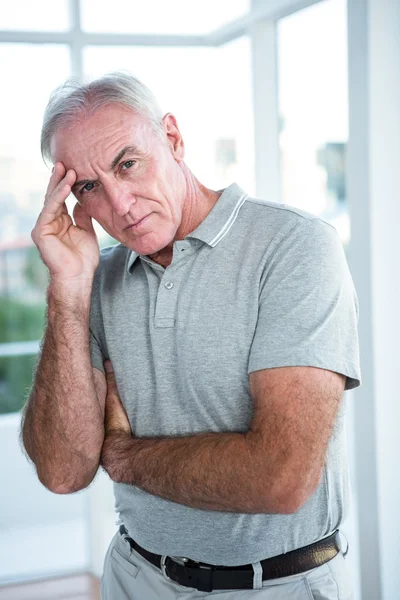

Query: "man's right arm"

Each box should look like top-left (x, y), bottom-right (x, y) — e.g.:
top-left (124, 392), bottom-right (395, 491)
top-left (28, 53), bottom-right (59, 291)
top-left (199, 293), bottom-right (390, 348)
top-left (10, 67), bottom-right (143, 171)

top-left (21, 287), bottom-right (107, 494)
top-left (20, 162), bottom-right (106, 494)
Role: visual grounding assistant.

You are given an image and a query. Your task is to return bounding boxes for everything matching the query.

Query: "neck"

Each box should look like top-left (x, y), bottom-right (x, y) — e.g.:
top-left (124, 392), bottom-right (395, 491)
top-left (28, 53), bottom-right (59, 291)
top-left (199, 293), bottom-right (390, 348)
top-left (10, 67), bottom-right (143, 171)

top-left (148, 165), bottom-right (222, 268)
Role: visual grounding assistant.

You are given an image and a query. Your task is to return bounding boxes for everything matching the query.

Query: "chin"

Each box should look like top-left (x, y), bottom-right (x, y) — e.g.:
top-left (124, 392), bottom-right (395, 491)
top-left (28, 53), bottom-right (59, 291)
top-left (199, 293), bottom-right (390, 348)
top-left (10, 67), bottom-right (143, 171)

top-left (127, 230), bottom-right (175, 256)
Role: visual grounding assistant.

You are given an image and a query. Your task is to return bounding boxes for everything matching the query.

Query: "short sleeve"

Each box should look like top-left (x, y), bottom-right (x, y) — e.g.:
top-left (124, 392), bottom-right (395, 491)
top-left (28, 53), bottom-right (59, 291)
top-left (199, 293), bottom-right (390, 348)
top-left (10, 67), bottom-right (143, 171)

top-left (248, 218), bottom-right (361, 391)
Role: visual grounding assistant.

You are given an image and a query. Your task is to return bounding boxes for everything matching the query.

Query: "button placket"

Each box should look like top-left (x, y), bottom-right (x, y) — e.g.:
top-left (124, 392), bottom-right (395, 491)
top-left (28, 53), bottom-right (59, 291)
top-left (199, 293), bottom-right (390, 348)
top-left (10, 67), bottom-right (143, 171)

top-left (154, 272), bottom-right (179, 328)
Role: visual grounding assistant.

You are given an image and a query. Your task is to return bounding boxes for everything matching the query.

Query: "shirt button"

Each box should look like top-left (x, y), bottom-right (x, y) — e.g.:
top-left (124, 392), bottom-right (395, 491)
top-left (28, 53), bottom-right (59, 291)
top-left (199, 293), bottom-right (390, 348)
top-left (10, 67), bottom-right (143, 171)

top-left (164, 281), bottom-right (174, 290)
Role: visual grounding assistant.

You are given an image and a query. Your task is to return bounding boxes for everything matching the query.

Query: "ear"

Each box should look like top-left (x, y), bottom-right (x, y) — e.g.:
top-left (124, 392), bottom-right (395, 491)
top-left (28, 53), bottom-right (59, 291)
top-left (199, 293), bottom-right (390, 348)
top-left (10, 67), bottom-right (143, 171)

top-left (162, 113), bottom-right (185, 161)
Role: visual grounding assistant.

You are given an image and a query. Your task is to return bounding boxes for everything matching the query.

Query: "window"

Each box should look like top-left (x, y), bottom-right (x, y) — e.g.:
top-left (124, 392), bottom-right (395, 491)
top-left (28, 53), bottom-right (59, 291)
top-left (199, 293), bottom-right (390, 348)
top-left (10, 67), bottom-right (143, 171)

top-left (81, 0), bottom-right (249, 34)
top-left (277, 0), bottom-right (350, 244)
top-left (0, 0), bottom-right (69, 31)
top-left (0, 44), bottom-right (70, 414)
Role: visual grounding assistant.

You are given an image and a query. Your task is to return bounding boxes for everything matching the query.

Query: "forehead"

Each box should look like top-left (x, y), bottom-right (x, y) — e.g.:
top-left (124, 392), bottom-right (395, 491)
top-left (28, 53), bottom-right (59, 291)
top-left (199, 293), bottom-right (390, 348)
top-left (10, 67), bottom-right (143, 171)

top-left (50, 103), bottom-right (155, 165)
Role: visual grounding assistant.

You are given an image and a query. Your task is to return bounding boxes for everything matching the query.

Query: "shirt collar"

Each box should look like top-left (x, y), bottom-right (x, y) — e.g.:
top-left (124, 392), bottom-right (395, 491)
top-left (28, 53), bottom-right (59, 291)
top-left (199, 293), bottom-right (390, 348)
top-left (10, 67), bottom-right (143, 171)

top-left (127, 183), bottom-right (248, 272)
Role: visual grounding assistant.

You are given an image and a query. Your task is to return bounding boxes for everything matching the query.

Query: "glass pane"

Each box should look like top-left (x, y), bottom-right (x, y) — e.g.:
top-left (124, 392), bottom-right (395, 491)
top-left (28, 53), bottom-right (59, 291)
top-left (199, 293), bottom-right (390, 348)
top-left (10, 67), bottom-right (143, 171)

top-left (0, 0), bottom-right (70, 31)
top-left (0, 44), bottom-right (70, 347)
top-left (81, 0), bottom-right (250, 34)
top-left (0, 355), bottom-right (37, 414)
top-left (84, 39), bottom-right (255, 195)
top-left (277, 0), bottom-right (350, 245)
top-left (0, 42), bottom-right (70, 413)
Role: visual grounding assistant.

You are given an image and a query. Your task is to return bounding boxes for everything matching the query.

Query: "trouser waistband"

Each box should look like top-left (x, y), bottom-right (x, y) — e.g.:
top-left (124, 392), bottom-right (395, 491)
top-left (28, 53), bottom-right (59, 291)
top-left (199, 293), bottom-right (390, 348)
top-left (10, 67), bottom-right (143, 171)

top-left (118, 526), bottom-right (342, 593)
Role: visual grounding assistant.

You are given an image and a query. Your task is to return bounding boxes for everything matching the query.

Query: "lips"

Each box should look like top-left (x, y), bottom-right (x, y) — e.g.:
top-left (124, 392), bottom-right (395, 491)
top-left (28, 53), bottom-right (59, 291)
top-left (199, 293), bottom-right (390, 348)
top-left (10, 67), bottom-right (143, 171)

top-left (125, 214), bottom-right (151, 230)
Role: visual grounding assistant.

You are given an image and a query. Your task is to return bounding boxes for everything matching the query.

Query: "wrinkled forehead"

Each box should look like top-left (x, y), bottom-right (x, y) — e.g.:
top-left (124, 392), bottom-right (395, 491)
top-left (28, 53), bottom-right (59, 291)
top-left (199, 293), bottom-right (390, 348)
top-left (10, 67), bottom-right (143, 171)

top-left (49, 103), bottom-right (157, 165)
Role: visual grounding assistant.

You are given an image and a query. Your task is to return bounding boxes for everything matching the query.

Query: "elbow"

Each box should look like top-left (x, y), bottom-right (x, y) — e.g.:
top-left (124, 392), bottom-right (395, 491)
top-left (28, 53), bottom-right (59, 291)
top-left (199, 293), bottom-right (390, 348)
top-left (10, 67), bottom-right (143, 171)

top-left (37, 469), bottom-right (96, 495)
top-left (20, 438), bottom-right (36, 465)
top-left (41, 478), bottom-right (91, 495)
top-left (46, 482), bottom-right (88, 495)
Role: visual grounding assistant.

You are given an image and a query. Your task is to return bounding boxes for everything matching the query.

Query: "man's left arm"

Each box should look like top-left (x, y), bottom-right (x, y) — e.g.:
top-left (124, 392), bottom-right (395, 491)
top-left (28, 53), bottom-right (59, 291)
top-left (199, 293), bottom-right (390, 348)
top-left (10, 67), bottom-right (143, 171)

top-left (101, 362), bottom-right (346, 514)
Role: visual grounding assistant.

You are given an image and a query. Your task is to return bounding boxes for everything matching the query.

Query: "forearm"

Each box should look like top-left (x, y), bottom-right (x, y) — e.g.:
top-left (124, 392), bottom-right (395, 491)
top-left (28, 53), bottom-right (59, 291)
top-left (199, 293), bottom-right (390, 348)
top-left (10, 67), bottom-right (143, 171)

top-left (22, 282), bottom-right (104, 493)
top-left (102, 430), bottom-right (273, 514)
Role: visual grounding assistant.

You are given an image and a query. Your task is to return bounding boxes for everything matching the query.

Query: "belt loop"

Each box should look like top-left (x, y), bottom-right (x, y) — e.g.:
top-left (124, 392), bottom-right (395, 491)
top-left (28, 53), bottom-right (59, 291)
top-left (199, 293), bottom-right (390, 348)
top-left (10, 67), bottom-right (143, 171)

top-left (123, 537), bottom-right (132, 557)
top-left (251, 561), bottom-right (263, 589)
top-left (119, 525), bottom-right (132, 556)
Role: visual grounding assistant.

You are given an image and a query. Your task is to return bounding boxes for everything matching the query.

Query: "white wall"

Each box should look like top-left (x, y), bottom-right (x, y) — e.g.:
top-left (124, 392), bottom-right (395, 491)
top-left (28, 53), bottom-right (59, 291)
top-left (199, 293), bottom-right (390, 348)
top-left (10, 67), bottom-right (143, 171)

top-left (0, 414), bottom-right (89, 584)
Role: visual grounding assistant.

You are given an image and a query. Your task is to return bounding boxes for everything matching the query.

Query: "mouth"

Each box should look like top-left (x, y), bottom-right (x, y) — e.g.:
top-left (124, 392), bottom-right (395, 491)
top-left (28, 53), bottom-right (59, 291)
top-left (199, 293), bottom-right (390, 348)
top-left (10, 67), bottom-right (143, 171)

top-left (125, 214), bottom-right (152, 231)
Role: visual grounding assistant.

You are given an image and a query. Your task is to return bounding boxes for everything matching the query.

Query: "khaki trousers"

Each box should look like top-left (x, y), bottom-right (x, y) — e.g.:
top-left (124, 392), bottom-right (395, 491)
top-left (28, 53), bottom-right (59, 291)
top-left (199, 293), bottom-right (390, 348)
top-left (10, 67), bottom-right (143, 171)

top-left (101, 530), bottom-right (353, 600)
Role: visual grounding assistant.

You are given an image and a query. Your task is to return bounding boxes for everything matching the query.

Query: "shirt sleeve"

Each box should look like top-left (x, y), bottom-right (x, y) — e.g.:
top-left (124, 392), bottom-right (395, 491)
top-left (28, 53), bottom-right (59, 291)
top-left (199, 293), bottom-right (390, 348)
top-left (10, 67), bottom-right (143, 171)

top-left (248, 217), bottom-right (361, 391)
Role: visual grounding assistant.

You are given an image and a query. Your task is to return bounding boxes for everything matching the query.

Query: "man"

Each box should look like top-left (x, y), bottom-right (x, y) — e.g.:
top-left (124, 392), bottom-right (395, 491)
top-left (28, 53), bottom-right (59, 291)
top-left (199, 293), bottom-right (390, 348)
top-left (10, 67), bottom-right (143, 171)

top-left (21, 72), bottom-right (361, 599)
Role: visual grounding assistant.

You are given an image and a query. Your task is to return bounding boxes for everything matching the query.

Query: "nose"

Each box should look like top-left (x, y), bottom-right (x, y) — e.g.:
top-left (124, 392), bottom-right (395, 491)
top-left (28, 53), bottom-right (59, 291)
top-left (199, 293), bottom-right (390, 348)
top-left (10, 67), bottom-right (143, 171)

top-left (104, 180), bottom-right (136, 217)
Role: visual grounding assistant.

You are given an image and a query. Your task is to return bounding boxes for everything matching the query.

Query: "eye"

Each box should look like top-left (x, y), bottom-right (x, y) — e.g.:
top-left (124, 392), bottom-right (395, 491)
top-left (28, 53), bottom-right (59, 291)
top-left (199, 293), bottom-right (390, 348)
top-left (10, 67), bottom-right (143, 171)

top-left (121, 160), bottom-right (136, 170)
top-left (80, 182), bottom-right (96, 194)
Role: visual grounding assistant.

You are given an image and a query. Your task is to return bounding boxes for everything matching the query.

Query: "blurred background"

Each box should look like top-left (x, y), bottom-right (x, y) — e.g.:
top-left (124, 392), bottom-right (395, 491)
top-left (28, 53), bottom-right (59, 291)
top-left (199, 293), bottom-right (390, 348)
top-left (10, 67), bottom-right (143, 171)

top-left (0, 0), bottom-right (398, 598)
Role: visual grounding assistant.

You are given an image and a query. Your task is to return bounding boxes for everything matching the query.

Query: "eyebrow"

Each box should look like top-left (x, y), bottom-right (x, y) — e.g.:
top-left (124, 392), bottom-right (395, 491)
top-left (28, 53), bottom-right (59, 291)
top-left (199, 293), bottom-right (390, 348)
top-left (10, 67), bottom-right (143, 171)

top-left (72, 145), bottom-right (141, 192)
top-left (110, 145), bottom-right (141, 170)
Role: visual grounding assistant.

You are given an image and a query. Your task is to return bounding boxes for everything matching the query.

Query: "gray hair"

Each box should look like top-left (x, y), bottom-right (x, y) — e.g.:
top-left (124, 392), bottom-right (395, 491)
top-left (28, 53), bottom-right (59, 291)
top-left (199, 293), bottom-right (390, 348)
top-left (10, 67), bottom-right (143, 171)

top-left (40, 71), bottom-right (165, 164)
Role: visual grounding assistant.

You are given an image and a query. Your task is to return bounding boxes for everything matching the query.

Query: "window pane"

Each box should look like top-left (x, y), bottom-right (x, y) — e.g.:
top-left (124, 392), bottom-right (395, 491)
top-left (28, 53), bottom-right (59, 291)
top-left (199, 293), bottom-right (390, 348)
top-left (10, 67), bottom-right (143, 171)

top-left (0, 0), bottom-right (70, 31)
top-left (0, 44), bottom-right (70, 390)
top-left (0, 354), bottom-right (37, 414)
top-left (84, 39), bottom-right (255, 194)
top-left (278, 0), bottom-right (349, 244)
top-left (81, 0), bottom-right (250, 34)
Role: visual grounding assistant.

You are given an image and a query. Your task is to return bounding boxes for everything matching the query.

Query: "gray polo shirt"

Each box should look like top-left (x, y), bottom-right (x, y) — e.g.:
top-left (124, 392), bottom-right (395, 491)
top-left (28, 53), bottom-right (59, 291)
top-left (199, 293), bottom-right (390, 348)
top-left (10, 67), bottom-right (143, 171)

top-left (89, 182), bottom-right (361, 566)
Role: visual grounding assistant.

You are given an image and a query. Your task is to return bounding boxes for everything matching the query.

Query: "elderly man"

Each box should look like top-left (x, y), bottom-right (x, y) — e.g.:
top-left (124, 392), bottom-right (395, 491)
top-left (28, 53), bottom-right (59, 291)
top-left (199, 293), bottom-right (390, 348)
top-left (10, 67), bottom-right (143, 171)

top-left (22, 72), bottom-right (361, 599)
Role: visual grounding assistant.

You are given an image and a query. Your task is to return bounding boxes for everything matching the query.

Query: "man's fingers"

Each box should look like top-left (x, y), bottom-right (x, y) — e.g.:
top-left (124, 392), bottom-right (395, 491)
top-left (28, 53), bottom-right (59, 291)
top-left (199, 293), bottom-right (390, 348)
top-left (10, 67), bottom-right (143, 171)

top-left (45, 162), bottom-right (66, 198)
top-left (38, 163), bottom-right (76, 232)
top-left (43, 168), bottom-right (76, 208)
top-left (105, 393), bottom-right (131, 434)
top-left (104, 360), bottom-right (118, 391)
top-left (45, 162), bottom-right (75, 199)
top-left (36, 169), bottom-right (77, 231)
top-left (103, 361), bottom-right (132, 434)
top-left (104, 360), bottom-right (114, 374)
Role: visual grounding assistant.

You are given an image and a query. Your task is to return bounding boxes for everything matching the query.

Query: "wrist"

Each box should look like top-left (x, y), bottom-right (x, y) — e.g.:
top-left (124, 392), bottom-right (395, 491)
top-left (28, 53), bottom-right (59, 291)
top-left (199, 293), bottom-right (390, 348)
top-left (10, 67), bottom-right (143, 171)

top-left (47, 278), bottom-right (93, 312)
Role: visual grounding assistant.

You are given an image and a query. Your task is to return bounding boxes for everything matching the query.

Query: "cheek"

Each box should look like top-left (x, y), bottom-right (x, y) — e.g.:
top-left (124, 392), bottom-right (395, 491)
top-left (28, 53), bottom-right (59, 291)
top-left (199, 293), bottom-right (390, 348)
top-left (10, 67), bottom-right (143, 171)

top-left (149, 152), bottom-right (176, 186)
top-left (84, 198), bottom-right (110, 224)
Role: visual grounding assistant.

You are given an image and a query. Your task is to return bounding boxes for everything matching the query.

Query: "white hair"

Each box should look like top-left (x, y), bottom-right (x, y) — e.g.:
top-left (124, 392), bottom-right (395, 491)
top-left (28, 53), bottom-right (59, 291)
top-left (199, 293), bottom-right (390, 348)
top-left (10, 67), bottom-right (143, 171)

top-left (40, 71), bottom-right (165, 164)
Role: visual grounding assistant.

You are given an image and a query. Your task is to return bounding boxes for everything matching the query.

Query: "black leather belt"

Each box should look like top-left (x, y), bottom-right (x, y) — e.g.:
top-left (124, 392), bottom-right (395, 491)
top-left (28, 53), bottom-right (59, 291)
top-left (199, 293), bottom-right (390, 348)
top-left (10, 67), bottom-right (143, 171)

top-left (119, 525), bottom-right (341, 592)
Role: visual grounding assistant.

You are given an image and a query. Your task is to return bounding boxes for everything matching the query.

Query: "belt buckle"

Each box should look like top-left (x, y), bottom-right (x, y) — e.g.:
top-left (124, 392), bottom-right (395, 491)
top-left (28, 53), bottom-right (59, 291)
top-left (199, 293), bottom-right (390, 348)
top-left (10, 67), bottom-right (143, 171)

top-left (161, 555), bottom-right (213, 592)
top-left (170, 555), bottom-right (190, 566)
top-left (161, 555), bottom-right (189, 583)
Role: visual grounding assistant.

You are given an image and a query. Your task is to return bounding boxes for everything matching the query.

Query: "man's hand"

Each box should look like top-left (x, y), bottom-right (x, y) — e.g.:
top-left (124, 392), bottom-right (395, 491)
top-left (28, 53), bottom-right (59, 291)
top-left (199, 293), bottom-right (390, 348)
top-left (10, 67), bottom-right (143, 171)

top-left (103, 360), bottom-right (131, 435)
top-left (101, 360), bottom-right (132, 481)
top-left (31, 162), bottom-right (100, 285)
